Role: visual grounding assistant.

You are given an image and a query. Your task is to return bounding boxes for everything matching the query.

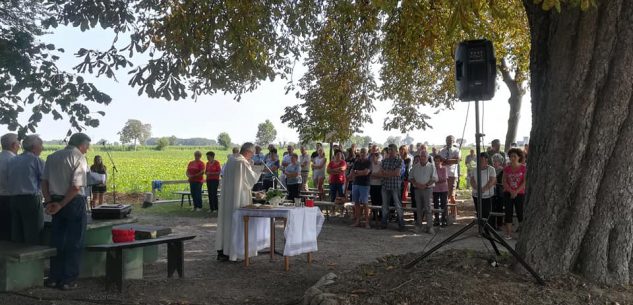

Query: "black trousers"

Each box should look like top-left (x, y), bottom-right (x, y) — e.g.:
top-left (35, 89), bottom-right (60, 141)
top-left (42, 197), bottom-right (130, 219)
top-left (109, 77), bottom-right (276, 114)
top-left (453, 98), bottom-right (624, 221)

top-left (370, 185), bottom-right (382, 218)
top-left (433, 192), bottom-right (448, 221)
top-left (287, 184), bottom-right (300, 201)
top-left (472, 196), bottom-right (495, 228)
top-left (503, 192), bottom-right (524, 224)
top-left (10, 194), bottom-right (43, 244)
top-left (263, 178), bottom-right (276, 190)
top-left (206, 180), bottom-right (219, 211)
top-left (0, 195), bottom-right (11, 241)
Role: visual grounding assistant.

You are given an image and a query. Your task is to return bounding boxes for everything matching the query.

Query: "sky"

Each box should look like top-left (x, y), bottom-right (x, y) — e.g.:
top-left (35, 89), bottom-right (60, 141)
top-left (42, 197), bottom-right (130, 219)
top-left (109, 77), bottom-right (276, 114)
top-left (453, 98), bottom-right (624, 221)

top-left (1, 26), bottom-right (533, 147)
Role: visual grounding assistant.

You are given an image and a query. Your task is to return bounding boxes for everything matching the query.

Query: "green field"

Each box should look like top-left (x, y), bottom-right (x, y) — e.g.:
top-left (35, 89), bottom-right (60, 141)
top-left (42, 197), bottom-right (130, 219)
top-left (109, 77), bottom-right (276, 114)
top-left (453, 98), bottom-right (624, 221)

top-left (40, 145), bottom-right (472, 199)
top-left (41, 146), bottom-right (231, 200)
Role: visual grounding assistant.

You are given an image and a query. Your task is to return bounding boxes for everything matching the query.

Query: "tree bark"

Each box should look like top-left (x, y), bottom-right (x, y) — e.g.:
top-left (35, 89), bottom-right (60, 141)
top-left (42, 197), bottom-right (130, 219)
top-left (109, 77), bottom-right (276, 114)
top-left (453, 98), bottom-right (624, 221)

top-left (499, 60), bottom-right (526, 150)
top-left (517, 0), bottom-right (633, 285)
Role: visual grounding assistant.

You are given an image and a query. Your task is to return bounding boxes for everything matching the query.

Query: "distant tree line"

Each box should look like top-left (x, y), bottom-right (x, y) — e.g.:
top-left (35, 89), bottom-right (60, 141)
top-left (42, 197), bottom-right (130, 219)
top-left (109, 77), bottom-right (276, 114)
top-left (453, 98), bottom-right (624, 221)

top-left (145, 137), bottom-right (218, 146)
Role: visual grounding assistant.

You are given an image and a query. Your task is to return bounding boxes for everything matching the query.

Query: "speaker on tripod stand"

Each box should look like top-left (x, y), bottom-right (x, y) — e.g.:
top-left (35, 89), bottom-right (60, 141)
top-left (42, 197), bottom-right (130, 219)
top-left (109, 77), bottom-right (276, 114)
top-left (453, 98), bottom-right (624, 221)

top-left (405, 39), bottom-right (545, 286)
top-left (455, 39), bottom-right (496, 101)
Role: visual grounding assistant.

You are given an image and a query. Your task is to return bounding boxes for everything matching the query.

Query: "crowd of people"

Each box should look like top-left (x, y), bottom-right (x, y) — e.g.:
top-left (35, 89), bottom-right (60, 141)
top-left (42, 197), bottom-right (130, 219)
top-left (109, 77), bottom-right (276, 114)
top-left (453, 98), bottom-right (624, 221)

top-left (204, 135), bottom-right (528, 236)
top-left (0, 132), bottom-right (94, 290)
top-left (0, 129), bottom-right (528, 277)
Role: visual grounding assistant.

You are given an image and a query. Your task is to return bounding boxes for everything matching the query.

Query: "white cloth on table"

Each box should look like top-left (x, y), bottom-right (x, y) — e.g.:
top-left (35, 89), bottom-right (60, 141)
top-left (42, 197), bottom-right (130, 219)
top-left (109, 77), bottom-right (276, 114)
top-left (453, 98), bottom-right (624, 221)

top-left (284, 207), bottom-right (324, 256)
top-left (232, 207), bottom-right (324, 259)
top-left (229, 214), bottom-right (271, 260)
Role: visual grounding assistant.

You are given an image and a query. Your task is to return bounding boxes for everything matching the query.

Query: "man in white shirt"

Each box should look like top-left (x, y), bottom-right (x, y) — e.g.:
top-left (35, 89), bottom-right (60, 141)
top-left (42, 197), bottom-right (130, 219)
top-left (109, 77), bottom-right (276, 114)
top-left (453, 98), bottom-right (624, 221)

top-left (439, 135), bottom-right (461, 204)
top-left (0, 133), bottom-right (19, 240)
top-left (42, 133), bottom-right (91, 290)
top-left (410, 150), bottom-right (438, 234)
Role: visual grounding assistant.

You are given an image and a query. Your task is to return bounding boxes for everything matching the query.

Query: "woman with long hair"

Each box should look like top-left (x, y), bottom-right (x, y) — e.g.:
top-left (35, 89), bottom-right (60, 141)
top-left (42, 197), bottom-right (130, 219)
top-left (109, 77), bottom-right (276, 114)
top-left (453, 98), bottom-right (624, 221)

top-left (312, 147), bottom-right (327, 200)
top-left (90, 155), bottom-right (107, 208)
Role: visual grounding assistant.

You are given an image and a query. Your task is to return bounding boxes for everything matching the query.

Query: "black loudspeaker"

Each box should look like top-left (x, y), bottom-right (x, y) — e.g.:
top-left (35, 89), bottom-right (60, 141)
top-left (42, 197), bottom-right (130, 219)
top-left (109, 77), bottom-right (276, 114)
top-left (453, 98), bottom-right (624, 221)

top-left (455, 39), bottom-right (496, 101)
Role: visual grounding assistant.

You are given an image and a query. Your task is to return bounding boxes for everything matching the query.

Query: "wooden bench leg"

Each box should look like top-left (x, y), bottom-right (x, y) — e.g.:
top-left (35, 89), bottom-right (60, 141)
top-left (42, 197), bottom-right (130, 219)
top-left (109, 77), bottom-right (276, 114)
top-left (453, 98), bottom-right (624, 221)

top-left (167, 241), bottom-right (184, 278)
top-left (187, 194), bottom-right (191, 206)
top-left (284, 256), bottom-right (289, 271)
top-left (105, 248), bottom-right (124, 292)
top-left (180, 194), bottom-right (185, 207)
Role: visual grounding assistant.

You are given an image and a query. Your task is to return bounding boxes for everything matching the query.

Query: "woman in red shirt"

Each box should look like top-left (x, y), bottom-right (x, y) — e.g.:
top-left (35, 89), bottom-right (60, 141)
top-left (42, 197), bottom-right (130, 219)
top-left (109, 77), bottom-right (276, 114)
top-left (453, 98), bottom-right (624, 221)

top-left (186, 151), bottom-right (205, 211)
top-left (502, 148), bottom-right (527, 239)
top-left (205, 151), bottom-right (221, 213)
top-left (327, 150), bottom-right (347, 202)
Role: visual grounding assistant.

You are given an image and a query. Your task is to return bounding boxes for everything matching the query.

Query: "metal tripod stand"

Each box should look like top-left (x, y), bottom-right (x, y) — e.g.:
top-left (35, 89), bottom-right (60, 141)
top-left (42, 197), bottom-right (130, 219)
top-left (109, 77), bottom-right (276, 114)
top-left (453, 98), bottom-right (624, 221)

top-left (404, 100), bottom-right (545, 286)
top-left (261, 160), bottom-right (288, 192)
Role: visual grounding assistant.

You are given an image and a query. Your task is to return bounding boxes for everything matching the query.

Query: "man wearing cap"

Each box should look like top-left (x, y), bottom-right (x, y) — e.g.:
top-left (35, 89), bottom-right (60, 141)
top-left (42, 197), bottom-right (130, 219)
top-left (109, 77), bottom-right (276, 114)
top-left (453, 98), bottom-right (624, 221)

top-left (0, 133), bottom-right (19, 240)
top-left (42, 133), bottom-right (91, 290)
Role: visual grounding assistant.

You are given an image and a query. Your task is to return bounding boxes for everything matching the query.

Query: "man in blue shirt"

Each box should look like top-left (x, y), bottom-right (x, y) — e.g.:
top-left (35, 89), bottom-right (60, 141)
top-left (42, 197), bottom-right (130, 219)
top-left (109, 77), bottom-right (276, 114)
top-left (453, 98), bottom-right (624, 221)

top-left (0, 133), bottom-right (19, 240)
top-left (8, 135), bottom-right (45, 244)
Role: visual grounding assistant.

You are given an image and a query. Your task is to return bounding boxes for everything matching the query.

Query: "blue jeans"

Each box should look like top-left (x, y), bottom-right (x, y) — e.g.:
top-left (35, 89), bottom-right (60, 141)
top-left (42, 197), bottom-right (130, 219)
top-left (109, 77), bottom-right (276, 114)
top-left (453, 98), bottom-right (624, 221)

top-left (352, 185), bottom-right (370, 204)
top-left (190, 182), bottom-right (203, 209)
top-left (329, 183), bottom-right (345, 202)
top-left (50, 196), bottom-right (87, 285)
top-left (381, 188), bottom-right (404, 227)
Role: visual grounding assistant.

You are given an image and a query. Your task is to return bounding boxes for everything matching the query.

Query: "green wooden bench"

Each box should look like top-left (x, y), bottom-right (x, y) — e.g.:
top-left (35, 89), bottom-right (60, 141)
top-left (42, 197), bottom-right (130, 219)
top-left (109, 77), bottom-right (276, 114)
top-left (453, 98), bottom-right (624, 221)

top-left (86, 234), bottom-right (195, 292)
top-left (173, 191), bottom-right (208, 207)
top-left (0, 242), bottom-right (56, 291)
top-left (112, 224), bottom-right (172, 264)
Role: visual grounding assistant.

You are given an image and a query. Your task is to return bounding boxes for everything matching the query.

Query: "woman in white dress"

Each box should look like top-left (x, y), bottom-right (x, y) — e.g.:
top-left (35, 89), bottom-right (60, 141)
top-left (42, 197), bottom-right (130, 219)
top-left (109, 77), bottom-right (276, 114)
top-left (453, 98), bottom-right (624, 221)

top-left (311, 148), bottom-right (327, 200)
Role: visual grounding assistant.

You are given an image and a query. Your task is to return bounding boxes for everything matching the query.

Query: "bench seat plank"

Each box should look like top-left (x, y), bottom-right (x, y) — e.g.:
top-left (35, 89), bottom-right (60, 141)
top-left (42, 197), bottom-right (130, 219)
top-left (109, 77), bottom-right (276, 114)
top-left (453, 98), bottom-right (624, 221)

top-left (0, 242), bottom-right (56, 263)
top-left (85, 235), bottom-right (195, 292)
top-left (86, 235), bottom-right (195, 251)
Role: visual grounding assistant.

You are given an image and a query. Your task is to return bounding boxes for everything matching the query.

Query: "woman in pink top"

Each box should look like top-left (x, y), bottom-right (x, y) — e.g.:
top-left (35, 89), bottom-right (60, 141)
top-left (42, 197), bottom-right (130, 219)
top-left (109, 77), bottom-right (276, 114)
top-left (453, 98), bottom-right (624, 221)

top-left (502, 148), bottom-right (527, 239)
top-left (432, 155), bottom-right (449, 226)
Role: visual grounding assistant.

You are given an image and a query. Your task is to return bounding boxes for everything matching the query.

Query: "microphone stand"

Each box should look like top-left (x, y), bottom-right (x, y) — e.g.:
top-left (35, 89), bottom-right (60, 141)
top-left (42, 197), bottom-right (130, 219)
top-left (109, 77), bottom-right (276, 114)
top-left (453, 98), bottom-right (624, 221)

top-left (102, 141), bottom-right (119, 205)
top-left (261, 161), bottom-right (288, 192)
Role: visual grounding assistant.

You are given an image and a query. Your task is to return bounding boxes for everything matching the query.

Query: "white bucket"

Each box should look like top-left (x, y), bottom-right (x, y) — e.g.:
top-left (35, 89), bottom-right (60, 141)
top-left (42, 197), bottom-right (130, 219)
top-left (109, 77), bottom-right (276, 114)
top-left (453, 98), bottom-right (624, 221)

top-left (144, 192), bottom-right (154, 202)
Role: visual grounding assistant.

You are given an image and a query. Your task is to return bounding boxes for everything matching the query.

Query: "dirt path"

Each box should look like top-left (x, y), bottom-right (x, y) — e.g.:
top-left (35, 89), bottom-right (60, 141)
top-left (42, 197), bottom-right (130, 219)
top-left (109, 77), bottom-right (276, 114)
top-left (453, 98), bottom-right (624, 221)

top-left (1, 199), bottom-right (513, 305)
top-left (3, 193), bottom-right (630, 305)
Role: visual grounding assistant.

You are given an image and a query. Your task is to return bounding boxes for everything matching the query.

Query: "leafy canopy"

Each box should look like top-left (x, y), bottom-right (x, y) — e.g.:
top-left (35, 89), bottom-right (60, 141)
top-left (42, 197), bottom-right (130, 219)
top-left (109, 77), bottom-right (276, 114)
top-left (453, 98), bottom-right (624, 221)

top-left (2, 0), bottom-right (572, 141)
top-left (255, 120), bottom-right (277, 146)
top-left (217, 132), bottom-right (231, 150)
top-left (118, 119), bottom-right (151, 145)
top-left (0, 1), bottom-right (112, 138)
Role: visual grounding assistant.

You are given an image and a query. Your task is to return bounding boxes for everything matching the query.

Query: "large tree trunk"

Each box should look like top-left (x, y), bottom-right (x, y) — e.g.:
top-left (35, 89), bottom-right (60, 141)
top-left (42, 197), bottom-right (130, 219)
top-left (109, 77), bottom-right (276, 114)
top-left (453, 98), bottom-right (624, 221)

top-left (517, 0), bottom-right (633, 285)
top-left (499, 60), bottom-right (526, 150)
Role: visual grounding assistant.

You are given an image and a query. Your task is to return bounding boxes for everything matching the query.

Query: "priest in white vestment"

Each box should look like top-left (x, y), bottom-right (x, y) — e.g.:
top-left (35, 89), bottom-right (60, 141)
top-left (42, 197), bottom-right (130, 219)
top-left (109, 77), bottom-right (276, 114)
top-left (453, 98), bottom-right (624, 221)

top-left (216, 143), bottom-right (263, 261)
